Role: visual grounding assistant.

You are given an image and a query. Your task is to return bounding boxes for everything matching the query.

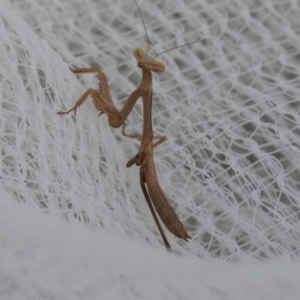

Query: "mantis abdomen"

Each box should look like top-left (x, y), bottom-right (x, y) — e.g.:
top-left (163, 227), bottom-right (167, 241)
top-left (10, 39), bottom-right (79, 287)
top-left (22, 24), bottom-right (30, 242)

top-left (144, 166), bottom-right (190, 241)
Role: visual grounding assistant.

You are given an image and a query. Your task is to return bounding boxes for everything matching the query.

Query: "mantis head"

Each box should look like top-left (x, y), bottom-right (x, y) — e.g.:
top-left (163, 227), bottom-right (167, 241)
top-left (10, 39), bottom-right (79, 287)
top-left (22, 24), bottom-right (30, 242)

top-left (134, 48), bottom-right (165, 73)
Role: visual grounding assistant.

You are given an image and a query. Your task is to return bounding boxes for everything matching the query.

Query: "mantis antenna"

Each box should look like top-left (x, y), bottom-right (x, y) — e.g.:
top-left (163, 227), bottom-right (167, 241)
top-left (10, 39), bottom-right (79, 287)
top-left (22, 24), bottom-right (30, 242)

top-left (134, 0), bottom-right (210, 59)
top-left (153, 39), bottom-right (211, 59)
top-left (134, 0), bottom-right (150, 53)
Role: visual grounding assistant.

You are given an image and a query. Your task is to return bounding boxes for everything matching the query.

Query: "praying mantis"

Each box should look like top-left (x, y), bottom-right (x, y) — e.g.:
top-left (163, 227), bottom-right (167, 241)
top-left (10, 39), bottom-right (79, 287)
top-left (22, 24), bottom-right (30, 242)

top-left (57, 0), bottom-right (202, 251)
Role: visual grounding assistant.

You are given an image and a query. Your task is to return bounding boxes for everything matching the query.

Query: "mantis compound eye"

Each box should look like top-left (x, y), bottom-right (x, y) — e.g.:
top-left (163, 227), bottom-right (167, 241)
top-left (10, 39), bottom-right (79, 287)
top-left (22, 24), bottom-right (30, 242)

top-left (134, 48), bottom-right (165, 73)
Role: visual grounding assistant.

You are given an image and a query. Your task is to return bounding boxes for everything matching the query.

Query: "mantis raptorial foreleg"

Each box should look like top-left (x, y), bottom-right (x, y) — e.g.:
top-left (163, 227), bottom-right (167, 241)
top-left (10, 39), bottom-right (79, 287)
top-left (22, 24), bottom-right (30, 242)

top-left (57, 68), bottom-right (144, 128)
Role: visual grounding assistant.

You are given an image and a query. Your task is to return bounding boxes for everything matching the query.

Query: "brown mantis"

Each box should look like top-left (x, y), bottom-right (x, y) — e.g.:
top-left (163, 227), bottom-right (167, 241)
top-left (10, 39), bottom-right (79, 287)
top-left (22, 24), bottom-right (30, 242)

top-left (57, 0), bottom-right (205, 251)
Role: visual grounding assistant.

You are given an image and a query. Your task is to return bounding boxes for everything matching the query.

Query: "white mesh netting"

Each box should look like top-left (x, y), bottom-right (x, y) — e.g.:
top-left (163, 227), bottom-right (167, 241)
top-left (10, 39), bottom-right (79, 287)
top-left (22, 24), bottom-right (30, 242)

top-left (1, 0), bottom-right (300, 298)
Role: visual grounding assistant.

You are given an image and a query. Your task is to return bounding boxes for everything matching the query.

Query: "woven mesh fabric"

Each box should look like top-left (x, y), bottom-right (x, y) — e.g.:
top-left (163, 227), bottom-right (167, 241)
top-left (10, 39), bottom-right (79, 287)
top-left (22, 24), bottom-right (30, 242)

top-left (1, 0), bottom-right (300, 268)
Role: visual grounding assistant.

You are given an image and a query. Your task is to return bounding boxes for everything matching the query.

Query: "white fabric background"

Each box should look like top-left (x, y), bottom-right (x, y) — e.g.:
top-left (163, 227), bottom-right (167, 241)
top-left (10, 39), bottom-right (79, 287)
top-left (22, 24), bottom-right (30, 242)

top-left (1, 0), bottom-right (300, 298)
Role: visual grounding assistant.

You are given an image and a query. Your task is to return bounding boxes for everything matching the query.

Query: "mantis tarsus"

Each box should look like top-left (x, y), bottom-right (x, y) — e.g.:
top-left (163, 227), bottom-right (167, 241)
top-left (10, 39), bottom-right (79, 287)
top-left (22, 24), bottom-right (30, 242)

top-left (57, 0), bottom-right (200, 251)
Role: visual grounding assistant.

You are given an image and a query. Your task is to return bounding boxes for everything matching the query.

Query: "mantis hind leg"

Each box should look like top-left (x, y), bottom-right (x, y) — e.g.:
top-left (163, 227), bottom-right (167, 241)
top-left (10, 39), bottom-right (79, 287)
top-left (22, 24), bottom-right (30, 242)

top-left (140, 174), bottom-right (172, 251)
